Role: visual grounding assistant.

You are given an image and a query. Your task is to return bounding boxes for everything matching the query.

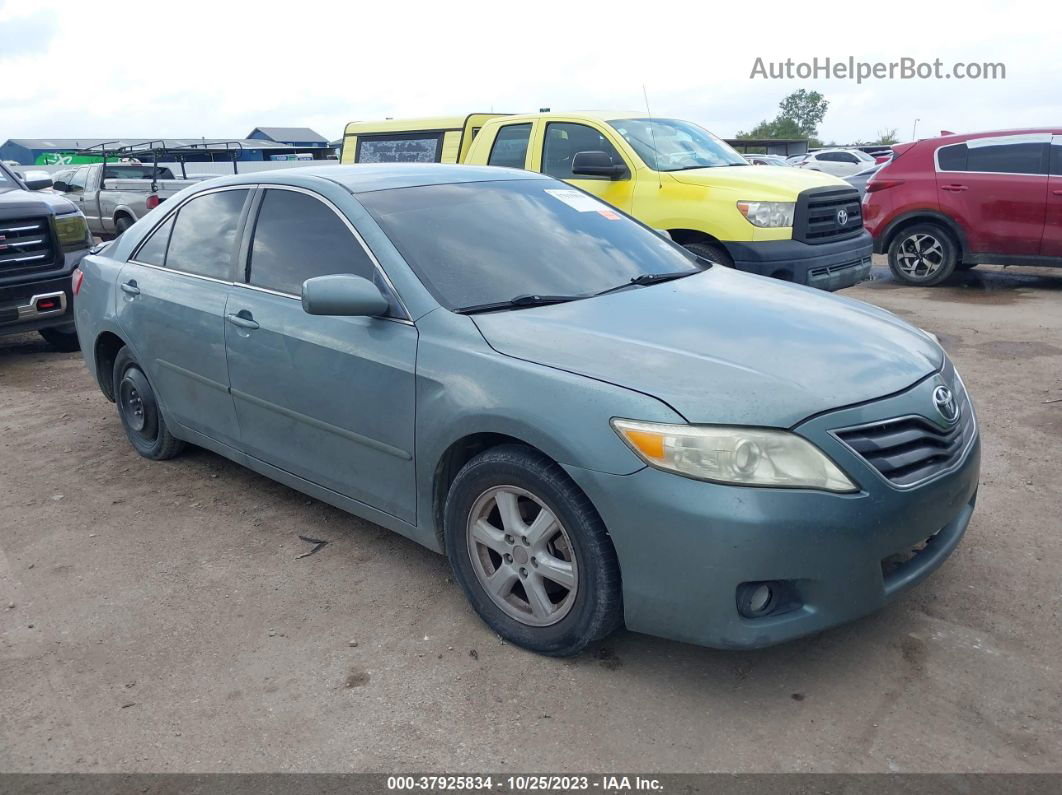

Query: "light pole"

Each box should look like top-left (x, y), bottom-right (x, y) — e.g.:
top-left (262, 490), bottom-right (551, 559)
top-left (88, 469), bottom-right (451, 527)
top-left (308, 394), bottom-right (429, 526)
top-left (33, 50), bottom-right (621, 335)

top-left (912, 118), bottom-right (920, 140)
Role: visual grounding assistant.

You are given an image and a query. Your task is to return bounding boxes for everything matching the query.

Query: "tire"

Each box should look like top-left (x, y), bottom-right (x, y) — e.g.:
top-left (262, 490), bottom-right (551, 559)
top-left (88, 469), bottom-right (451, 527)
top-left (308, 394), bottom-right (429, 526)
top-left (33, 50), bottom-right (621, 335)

top-left (684, 241), bottom-right (734, 268)
top-left (111, 347), bottom-right (185, 460)
top-left (114, 216), bottom-right (133, 235)
top-left (444, 444), bottom-right (622, 657)
top-left (887, 223), bottom-right (958, 286)
top-left (39, 326), bottom-right (80, 352)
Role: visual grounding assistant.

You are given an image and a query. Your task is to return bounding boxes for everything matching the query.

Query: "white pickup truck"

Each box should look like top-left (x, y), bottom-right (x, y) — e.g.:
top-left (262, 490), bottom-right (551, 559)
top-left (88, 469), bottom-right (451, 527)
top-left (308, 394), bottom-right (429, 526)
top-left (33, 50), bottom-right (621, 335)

top-left (51, 163), bottom-right (203, 237)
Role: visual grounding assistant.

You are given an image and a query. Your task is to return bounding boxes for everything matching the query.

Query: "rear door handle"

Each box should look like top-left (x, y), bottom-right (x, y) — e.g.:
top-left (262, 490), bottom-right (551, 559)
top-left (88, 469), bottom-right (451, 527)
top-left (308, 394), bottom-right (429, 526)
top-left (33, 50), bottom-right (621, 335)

top-left (226, 312), bottom-right (259, 330)
top-left (1052, 189), bottom-right (1062, 196)
top-left (120, 281), bottom-right (140, 296)
top-left (940, 184), bottom-right (968, 192)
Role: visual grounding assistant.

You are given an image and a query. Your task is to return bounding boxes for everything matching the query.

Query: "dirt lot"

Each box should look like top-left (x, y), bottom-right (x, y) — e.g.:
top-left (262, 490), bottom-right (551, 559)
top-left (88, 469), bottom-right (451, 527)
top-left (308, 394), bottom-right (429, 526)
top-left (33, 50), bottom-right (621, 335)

top-left (1, 262), bottom-right (1060, 773)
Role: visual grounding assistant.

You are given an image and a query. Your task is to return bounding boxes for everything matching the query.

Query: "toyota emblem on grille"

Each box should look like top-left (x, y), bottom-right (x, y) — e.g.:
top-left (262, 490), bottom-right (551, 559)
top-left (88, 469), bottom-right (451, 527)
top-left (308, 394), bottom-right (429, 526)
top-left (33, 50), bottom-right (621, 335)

top-left (836, 208), bottom-right (849, 226)
top-left (932, 385), bottom-right (959, 423)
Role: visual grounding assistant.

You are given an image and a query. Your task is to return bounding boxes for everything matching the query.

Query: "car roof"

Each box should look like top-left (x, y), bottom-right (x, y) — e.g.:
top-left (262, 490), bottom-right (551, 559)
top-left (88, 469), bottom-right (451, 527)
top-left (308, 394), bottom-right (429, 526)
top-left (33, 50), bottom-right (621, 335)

top-left (923, 127), bottom-right (1062, 144)
top-left (484, 110), bottom-right (651, 125)
top-left (194, 163), bottom-right (550, 194)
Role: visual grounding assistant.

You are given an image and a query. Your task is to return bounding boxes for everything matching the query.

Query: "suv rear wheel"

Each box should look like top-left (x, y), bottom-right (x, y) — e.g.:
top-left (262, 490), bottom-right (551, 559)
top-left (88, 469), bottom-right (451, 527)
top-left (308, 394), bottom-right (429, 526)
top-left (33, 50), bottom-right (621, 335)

top-left (444, 445), bottom-right (622, 656)
top-left (888, 223), bottom-right (958, 285)
top-left (39, 327), bottom-right (80, 352)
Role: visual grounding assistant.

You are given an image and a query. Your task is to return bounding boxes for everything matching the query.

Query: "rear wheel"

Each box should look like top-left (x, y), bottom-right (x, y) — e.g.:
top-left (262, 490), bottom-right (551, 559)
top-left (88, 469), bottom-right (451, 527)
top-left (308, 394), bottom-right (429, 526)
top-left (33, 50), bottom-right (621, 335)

top-left (888, 223), bottom-right (958, 285)
top-left (112, 347), bottom-right (185, 460)
top-left (444, 445), bottom-right (622, 657)
top-left (114, 216), bottom-right (133, 235)
top-left (39, 326), bottom-right (80, 352)
top-left (683, 241), bottom-right (733, 268)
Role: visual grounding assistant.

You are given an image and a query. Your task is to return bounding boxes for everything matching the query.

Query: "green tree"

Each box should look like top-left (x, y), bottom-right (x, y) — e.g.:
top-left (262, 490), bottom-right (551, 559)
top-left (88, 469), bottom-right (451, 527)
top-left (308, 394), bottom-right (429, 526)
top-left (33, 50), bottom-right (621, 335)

top-left (875, 128), bottom-right (899, 145)
top-left (737, 90), bottom-right (829, 140)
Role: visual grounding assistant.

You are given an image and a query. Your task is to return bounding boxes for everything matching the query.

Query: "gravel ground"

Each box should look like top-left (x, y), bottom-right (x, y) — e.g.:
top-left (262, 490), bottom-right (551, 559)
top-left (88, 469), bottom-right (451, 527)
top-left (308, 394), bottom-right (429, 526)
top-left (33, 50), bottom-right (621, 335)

top-left (1, 262), bottom-right (1060, 773)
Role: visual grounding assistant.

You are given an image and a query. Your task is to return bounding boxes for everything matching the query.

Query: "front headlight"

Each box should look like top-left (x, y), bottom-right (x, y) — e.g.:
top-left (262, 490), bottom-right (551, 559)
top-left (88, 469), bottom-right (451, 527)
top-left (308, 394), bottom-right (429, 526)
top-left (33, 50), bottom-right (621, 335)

top-left (55, 213), bottom-right (90, 251)
top-left (736, 201), bottom-right (795, 228)
top-left (612, 419), bottom-right (857, 492)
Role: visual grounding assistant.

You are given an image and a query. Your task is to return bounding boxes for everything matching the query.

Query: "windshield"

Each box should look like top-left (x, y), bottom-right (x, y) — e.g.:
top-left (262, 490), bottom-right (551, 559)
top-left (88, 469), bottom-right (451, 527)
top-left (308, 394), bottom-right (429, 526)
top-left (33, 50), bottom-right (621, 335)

top-left (607, 118), bottom-right (747, 171)
top-left (0, 163), bottom-right (16, 193)
top-left (357, 179), bottom-right (702, 312)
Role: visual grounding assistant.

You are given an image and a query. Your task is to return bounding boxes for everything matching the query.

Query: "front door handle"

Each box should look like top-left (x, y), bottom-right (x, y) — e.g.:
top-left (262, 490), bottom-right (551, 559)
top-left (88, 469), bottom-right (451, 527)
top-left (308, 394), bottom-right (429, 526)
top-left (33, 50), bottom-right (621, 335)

top-left (120, 281), bottom-right (140, 296)
top-left (226, 312), bottom-right (259, 330)
top-left (940, 184), bottom-right (968, 192)
top-left (1052, 189), bottom-right (1062, 196)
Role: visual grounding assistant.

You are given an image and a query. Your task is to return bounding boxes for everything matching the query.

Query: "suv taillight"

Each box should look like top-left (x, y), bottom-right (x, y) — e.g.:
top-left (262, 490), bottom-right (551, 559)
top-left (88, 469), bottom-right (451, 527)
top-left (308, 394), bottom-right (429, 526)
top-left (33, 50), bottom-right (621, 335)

top-left (865, 179), bottom-right (905, 194)
top-left (145, 194), bottom-right (160, 210)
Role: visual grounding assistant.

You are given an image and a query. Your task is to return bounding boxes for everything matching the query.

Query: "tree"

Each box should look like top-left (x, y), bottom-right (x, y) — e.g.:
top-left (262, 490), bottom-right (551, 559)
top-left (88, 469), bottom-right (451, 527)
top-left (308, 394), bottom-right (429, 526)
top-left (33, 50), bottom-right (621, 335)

top-left (777, 90), bottom-right (829, 138)
top-left (737, 90), bottom-right (829, 141)
top-left (875, 128), bottom-right (899, 145)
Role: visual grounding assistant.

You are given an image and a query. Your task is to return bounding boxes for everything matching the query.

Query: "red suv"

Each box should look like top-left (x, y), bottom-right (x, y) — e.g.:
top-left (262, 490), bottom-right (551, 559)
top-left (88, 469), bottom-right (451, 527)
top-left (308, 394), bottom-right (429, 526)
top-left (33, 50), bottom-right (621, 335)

top-left (863, 128), bottom-right (1061, 285)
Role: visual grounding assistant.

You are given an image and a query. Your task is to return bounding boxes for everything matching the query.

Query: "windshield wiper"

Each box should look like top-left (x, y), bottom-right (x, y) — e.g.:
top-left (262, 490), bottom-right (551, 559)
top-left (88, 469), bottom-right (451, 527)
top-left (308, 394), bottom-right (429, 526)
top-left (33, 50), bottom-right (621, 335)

top-left (455, 294), bottom-right (582, 315)
top-left (593, 269), bottom-right (700, 297)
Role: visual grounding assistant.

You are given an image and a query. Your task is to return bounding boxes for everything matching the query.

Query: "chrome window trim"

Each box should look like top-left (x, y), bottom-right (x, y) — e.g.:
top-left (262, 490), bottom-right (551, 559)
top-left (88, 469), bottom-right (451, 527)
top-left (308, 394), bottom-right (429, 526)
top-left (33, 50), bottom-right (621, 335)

top-left (126, 259), bottom-right (234, 287)
top-left (245, 183), bottom-right (412, 322)
top-left (231, 281), bottom-right (415, 328)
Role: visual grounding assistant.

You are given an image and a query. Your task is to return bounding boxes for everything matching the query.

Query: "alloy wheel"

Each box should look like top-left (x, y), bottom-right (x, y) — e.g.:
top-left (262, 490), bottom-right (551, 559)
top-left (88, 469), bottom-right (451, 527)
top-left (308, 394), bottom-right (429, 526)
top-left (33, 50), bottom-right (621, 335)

top-left (896, 233), bottom-right (945, 280)
top-left (465, 485), bottom-right (578, 627)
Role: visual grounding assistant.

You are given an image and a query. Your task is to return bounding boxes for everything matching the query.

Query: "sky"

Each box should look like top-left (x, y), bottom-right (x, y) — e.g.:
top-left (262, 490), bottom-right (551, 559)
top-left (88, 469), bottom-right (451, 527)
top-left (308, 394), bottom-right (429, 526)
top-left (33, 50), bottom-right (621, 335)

top-left (1, 0), bottom-right (1059, 146)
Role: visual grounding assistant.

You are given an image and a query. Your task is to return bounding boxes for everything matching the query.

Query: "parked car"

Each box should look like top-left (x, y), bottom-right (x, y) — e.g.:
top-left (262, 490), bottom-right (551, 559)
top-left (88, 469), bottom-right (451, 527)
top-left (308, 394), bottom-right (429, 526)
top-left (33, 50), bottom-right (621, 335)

top-left (74, 164), bottom-right (980, 656)
top-left (51, 162), bottom-right (202, 237)
top-left (344, 112), bottom-right (872, 291)
top-left (845, 163), bottom-right (882, 197)
top-left (744, 154), bottom-right (791, 167)
top-left (795, 148), bottom-right (878, 177)
top-left (0, 161), bottom-right (92, 350)
top-left (863, 128), bottom-right (1062, 285)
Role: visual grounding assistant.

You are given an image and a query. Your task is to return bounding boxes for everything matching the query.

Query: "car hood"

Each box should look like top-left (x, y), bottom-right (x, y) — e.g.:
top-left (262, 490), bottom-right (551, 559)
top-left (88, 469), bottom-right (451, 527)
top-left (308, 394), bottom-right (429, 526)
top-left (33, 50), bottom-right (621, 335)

top-left (668, 165), bottom-right (847, 194)
top-left (0, 188), bottom-right (79, 216)
top-left (471, 268), bottom-right (943, 427)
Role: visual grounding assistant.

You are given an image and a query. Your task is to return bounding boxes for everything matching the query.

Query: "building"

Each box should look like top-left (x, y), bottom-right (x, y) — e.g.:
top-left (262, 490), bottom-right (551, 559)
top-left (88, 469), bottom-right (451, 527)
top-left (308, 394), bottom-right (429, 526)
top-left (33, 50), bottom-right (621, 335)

top-left (0, 133), bottom-right (333, 166)
top-left (724, 138), bottom-right (809, 157)
top-left (246, 127), bottom-right (329, 148)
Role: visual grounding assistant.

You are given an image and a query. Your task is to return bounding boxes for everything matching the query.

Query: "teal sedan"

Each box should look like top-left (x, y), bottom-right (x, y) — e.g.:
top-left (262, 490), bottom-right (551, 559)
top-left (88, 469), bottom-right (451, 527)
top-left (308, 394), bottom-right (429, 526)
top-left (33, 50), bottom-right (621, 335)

top-left (73, 165), bottom-right (979, 655)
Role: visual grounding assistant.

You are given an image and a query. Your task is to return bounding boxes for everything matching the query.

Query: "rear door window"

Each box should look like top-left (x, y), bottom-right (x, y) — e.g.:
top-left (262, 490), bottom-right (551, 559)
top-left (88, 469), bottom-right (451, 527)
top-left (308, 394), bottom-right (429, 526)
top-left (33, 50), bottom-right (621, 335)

top-left (1051, 140), bottom-right (1062, 175)
top-left (965, 140), bottom-right (1047, 174)
top-left (247, 189), bottom-right (375, 295)
top-left (134, 216), bottom-right (175, 266)
top-left (165, 189), bottom-right (249, 280)
top-left (487, 123), bottom-right (532, 169)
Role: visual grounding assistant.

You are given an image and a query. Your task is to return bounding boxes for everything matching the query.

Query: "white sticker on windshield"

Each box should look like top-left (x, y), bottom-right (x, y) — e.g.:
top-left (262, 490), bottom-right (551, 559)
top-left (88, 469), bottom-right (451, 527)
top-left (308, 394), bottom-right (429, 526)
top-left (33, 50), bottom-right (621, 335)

top-left (544, 188), bottom-right (607, 212)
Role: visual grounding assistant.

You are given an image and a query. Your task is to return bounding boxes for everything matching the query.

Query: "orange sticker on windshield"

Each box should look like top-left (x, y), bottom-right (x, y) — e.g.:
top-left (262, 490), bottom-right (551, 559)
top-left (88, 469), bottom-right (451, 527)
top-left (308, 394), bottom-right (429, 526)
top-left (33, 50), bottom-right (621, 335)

top-left (597, 209), bottom-right (620, 220)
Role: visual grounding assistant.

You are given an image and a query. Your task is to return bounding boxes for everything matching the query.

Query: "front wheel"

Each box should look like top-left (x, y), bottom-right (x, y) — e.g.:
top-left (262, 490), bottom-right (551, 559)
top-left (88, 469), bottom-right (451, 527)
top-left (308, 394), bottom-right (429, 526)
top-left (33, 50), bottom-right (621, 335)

top-left (444, 445), bottom-right (622, 657)
top-left (684, 241), bottom-right (734, 268)
top-left (112, 347), bottom-right (185, 460)
top-left (888, 223), bottom-right (958, 285)
top-left (39, 326), bottom-right (80, 352)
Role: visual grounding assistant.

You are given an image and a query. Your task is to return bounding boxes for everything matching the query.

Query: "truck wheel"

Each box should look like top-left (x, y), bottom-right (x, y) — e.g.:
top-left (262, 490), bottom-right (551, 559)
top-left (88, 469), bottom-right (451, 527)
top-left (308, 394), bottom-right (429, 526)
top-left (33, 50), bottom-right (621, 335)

top-left (112, 347), bottom-right (185, 460)
top-left (684, 242), bottom-right (734, 267)
top-left (39, 327), bottom-right (81, 352)
top-left (888, 223), bottom-right (958, 286)
top-left (444, 445), bottom-right (622, 657)
top-left (114, 216), bottom-right (133, 234)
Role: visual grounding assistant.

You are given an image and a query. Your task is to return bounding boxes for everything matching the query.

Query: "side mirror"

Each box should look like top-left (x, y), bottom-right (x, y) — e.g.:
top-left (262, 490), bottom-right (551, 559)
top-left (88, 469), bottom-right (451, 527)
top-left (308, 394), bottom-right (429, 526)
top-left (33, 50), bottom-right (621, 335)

top-left (571, 151), bottom-right (627, 180)
top-left (52, 181), bottom-right (69, 192)
top-left (23, 171), bottom-right (53, 191)
top-left (301, 274), bottom-right (389, 317)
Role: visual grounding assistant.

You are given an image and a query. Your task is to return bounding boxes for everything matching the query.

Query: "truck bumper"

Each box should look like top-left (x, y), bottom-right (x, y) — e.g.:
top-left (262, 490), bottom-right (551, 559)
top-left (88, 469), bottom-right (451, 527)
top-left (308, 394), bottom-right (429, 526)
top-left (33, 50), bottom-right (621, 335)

top-left (725, 230), bottom-right (873, 291)
top-left (0, 249), bottom-right (88, 339)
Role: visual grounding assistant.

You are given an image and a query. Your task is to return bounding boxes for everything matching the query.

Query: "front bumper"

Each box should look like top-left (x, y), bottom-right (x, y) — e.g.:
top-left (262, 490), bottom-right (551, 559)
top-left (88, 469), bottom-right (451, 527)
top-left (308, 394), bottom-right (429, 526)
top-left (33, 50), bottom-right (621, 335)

top-left (725, 230), bottom-right (873, 291)
top-left (564, 372), bottom-right (980, 650)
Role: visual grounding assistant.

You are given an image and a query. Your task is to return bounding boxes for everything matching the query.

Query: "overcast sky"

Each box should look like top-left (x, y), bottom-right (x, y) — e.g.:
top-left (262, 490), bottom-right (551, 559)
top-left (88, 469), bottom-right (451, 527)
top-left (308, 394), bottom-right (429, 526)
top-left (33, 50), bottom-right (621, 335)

top-left (1, 0), bottom-right (1058, 146)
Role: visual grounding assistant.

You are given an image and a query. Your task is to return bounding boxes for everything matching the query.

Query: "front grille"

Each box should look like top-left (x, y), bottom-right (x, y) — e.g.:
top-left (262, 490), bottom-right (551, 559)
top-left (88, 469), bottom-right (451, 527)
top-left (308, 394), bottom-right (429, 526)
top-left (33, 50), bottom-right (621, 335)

top-left (793, 187), bottom-right (863, 244)
top-left (835, 407), bottom-right (975, 487)
top-left (0, 217), bottom-right (56, 277)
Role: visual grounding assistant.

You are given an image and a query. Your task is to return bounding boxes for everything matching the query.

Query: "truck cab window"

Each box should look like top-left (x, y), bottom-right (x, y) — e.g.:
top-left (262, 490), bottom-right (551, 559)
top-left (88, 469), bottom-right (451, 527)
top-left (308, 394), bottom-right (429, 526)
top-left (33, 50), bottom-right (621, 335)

top-left (487, 124), bottom-right (532, 169)
top-left (68, 167), bottom-right (90, 193)
top-left (543, 123), bottom-right (625, 179)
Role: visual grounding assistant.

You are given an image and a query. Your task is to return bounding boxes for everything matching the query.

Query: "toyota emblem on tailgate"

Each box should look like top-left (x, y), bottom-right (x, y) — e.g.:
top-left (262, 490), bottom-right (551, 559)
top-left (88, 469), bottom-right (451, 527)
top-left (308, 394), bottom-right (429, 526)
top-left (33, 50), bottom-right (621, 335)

top-left (836, 208), bottom-right (849, 226)
top-left (933, 385), bottom-right (959, 423)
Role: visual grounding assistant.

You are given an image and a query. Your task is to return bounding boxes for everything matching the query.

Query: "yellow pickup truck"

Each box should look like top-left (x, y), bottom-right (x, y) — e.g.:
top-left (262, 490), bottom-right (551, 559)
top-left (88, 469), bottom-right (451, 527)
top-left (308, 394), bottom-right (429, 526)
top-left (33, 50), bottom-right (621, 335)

top-left (341, 112), bottom-right (872, 290)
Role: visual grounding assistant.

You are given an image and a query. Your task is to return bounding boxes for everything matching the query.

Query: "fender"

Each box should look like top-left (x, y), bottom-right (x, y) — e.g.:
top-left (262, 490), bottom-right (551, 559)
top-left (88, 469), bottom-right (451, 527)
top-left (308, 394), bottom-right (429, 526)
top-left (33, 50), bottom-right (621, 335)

top-left (875, 209), bottom-right (969, 255)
